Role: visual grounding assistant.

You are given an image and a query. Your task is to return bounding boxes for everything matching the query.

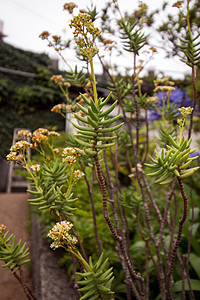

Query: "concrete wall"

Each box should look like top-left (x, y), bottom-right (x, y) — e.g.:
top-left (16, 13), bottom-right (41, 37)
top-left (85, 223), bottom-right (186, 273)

top-left (31, 215), bottom-right (79, 300)
top-left (0, 157), bottom-right (9, 192)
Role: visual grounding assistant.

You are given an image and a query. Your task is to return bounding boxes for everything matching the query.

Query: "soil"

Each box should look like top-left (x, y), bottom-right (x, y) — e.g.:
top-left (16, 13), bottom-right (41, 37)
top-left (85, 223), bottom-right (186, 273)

top-left (0, 193), bottom-right (32, 300)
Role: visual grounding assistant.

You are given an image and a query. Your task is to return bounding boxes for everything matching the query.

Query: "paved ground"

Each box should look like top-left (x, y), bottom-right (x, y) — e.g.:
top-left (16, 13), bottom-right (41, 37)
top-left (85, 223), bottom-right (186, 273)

top-left (0, 193), bottom-right (32, 300)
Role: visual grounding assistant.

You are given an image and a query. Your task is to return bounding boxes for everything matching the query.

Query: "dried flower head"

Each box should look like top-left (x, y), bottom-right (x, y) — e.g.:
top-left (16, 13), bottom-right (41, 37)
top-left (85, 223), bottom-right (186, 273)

top-left (103, 39), bottom-right (115, 45)
top-left (150, 46), bottom-right (157, 53)
top-left (51, 75), bottom-right (64, 86)
top-left (64, 82), bottom-right (71, 88)
top-left (63, 2), bottom-right (77, 14)
top-left (137, 1), bottom-right (148, 16)
top-left (172, 1), bottom-right (184, 8)
top-left (48, 131), bottom-right (60, 137)
top-left (154, 86), bottom-right (175, 93)
top-left (39, 31), bottom-right (50, 40)
top-left (51, 104), bottom-right (67, 113)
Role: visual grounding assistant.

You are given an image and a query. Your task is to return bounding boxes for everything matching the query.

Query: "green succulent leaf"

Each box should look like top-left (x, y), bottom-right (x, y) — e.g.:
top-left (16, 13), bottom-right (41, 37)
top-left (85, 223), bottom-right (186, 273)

top-left (77, 253), bottom-right (114, 300)
top-left (0, 230), bottom-right (30, 274)
top-left (145, 135), bottom-right (199, 184)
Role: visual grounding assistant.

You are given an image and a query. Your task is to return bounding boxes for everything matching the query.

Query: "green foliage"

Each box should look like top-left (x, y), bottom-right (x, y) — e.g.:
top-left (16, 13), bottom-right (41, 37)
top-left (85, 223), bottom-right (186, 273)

top-left (120, 186), bottom-right (143, 214)
top-left (28, 183), bottom-right (76, 215)
top-left (0, 78), bottom-right (9, 103)
top-left (41, 160), bottom-right (69, 186)
top-left (0, 40), bottom-right (64, 158)
top-left (178, 31), bottom-right (200, 67)
top-left (65, 66), bottom-right (89, 87)
top-left (171, 279), bottom-right (200, 292)
top-left (107, 78), bottom-right (132, 101)
top-left (119, 18), bottom-right (147, 54)
top-left (157, 126), bottom-right (177, 148)
top-left (145, 135), bottom-right (200, 184)
top-left (0, 40), bottom-right (50, 72)
top-left (0, 229), bottom-right (30, 274)
top-left (77, 253), bottom-right (114, 300)
top-left (73, 93), bottom-right (123, 155)
top-left (164, 102), bottom-right (179, 122)
top-left (27, 158), bottom-right (78, 215)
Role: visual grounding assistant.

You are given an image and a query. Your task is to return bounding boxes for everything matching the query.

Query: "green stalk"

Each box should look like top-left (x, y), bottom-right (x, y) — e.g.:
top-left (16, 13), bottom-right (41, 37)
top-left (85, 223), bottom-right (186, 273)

top-left (0, 236), bottom-right (11, 252)
top-left (89, 59), bottom-right (98, 106)
top-left (65, 165), bottom-right (74, 197)
top-left (69, 248), bottom-right (92, 272)
top-left (186, 0), bottom-right (191, 32)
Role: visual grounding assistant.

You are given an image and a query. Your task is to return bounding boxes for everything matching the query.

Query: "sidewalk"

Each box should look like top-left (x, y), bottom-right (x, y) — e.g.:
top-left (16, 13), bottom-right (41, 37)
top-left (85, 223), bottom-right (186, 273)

top-left (0, 193), bottom-right (32, 300)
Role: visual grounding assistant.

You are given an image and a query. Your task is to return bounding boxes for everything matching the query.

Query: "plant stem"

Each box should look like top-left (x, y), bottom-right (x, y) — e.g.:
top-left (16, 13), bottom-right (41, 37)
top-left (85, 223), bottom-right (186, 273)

top-left (188, 66), bottom-right (197, 140)
top-left (131, 52), bottom-right (139, 156)
top-left (81, 163), bottom-right (102, 256)
top-left (89, 59), bottom-right (98, 106)
top-left (14, 268), bottom-right (37, 300)
top-left (94, 152), bottom-right (145, 299)
top-left (166, 178), bottom-right (188, 299)
top-left (142, 109), bottom-right (149, 164)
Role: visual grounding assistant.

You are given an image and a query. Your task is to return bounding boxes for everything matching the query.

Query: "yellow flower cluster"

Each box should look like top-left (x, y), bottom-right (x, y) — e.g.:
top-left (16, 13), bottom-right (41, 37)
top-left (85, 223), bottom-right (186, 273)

top-left (47, 221), bottom-right (77, 250)
top-left (178, 106), bottom-right (194, 118)
top-left (69, 13), bottom-right (100, 59)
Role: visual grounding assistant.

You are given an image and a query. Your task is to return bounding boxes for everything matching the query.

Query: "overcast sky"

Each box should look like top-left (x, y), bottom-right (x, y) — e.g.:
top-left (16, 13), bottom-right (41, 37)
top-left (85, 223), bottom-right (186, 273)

top-left (1, 0), bottom-right (191, 78)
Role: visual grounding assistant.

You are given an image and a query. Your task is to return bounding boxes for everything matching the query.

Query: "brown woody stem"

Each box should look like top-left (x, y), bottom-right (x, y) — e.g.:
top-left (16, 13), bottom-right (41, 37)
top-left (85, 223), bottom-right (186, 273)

top-left (166, 178), bottom-right (188, 299)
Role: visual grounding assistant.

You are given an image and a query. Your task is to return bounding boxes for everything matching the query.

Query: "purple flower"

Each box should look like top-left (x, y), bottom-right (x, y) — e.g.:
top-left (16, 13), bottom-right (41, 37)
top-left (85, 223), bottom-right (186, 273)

top-left (156, 87), bottom-right (192, 108)
top-left (147, 110), bottom-right (161, 122)
top-left (189, 150), bottom-right (200, 161)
